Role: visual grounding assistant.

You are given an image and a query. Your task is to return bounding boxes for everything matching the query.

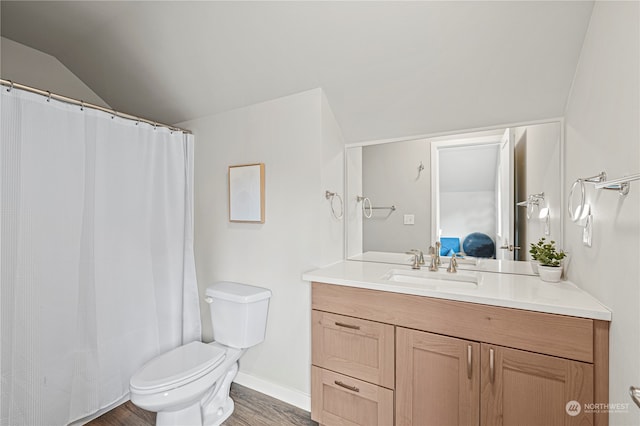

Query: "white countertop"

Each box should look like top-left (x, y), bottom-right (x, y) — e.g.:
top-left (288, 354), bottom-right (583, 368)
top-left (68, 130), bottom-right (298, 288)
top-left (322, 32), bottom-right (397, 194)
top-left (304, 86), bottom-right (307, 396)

top-left (302, 260), bottom-right (611, 321)
top-left (348, 251), bottom-right (537, 275)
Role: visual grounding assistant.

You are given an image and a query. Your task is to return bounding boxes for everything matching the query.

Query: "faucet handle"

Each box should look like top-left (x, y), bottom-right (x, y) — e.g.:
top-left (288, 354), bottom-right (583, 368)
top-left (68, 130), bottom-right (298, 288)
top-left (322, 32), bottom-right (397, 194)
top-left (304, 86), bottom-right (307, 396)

top-left (428, 253), bottom-right (438, 271)
top-left (434, 241), bottom-right (442, 266)
top-left (406, 250), bottom-right (422, 269)
top-left (446, 254), bottom-right (458, 273)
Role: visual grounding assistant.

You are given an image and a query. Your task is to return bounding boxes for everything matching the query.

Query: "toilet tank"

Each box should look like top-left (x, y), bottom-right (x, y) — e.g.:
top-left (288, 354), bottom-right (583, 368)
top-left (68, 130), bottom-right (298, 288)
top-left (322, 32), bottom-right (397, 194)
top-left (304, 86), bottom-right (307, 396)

top-left (205, 281), bottom-right (271, 349)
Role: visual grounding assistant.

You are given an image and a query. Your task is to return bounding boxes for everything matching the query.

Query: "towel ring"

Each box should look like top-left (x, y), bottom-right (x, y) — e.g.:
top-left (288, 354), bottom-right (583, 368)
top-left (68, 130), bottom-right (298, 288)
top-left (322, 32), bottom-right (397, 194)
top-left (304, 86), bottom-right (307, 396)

top-left (325, 190), bottom-right (343, 220)
top-left (568, 172), bottom-right (606, 223)
top-left (362, 197), bottom-right (372, 218)
top-left (527, 193), bottom-right (544, 220)
top-left (568, 179), bottom-right (586, 222)
top-left (527, 199), bottom-right (536, 220)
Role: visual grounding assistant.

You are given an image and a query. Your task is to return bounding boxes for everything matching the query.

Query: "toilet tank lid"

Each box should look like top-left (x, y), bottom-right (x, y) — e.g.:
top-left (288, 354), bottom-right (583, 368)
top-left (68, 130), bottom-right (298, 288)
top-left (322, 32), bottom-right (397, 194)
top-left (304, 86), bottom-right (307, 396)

top-left (206, 281), bottom-right (272, 303)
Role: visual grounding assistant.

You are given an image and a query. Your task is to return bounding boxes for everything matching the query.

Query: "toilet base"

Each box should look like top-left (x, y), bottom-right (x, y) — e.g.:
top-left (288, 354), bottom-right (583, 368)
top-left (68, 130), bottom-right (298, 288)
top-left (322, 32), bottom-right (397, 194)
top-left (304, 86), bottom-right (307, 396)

top-left (202, 361), bottom-right (239, 426)
top-left (151, 360), bottom-right (239, 426)
top-left (130, 344), bottom-right (245, 426)
top-left (156, 402), bottom-right (202, 426)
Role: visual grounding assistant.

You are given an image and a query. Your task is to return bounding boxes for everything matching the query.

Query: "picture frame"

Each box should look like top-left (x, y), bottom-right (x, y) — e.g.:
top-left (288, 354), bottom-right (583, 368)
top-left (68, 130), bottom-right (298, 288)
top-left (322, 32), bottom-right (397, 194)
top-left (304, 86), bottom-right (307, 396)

top-left (228, 163), bottom-right (265, 223)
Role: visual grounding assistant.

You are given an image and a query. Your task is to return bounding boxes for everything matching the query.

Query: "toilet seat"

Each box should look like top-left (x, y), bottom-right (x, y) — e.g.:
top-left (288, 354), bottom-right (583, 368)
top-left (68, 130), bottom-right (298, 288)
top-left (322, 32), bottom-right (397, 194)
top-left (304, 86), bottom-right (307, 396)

top-left (130, 341), bottom-right (226, 395)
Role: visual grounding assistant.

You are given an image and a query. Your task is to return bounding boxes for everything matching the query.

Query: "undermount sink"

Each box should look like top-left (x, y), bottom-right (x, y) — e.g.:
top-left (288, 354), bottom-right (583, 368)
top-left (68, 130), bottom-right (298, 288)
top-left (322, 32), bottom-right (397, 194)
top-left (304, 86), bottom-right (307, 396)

top-left (382, 268), bottom-right (480, 287)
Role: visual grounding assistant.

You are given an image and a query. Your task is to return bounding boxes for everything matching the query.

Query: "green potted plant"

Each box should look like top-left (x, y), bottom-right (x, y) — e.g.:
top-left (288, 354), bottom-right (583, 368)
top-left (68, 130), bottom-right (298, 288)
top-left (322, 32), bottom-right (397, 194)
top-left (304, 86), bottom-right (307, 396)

top-left (531, 238), bottom-right (566, 282)
top-left (528, 238), bottom-right (544, 274)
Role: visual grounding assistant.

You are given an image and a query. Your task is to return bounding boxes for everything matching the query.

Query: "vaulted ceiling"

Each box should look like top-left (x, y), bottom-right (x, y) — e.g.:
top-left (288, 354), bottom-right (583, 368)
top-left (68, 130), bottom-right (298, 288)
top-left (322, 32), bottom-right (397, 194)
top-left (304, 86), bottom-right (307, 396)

top-left (1, 1), bottom-right (594, 142)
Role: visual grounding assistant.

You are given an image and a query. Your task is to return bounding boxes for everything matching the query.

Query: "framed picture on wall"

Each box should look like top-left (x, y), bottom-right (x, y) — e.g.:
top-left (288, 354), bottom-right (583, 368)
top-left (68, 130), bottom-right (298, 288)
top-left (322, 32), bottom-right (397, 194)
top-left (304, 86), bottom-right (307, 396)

top-left (228, 163), bottom-right (265, 223)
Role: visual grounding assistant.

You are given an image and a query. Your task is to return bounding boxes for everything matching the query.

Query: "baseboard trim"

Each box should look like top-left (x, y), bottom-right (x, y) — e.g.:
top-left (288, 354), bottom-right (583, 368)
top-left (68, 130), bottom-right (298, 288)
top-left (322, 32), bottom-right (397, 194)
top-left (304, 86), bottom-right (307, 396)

top-left (233, 372), bottom-right (311, 412)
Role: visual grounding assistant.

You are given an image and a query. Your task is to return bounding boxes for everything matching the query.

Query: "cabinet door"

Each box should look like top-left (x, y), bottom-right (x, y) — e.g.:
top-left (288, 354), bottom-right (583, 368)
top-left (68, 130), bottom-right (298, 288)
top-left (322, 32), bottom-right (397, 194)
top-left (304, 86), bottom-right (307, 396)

top-left (311, 366), bottom-right (394, 426)
top-left (312, 310), bottom-right (395, 388)
top-left (481, 344), bottom-right (594, 426)
top-left (396, 327), bottom-right (480, 426)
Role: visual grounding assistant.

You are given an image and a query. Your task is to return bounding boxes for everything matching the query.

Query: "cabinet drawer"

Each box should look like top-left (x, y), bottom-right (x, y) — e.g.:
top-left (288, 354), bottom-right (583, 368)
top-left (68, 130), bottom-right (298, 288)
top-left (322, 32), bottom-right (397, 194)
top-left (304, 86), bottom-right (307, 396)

top-left (311, 366), bottom-right (394, 426)
top-left (312, 310), bottom-right (394, 388)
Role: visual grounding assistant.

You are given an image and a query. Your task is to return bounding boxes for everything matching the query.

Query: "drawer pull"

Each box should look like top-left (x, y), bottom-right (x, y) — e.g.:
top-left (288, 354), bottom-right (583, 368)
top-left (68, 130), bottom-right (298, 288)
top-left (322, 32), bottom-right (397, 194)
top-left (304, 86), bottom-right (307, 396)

top-left (489, 348), bottom-right (495, 384)
top-left (335, 321), bottom-right (360, 330)
top-left (467, 344), bottom-right (472, 380)
top-left (334, 380), bottom-right (360, 392)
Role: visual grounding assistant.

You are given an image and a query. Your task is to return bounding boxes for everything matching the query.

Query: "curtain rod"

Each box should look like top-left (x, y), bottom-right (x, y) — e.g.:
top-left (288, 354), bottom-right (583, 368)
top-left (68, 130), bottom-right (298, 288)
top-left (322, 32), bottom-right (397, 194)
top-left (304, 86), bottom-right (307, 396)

top-left (1, 79), bottom-right (192, 134)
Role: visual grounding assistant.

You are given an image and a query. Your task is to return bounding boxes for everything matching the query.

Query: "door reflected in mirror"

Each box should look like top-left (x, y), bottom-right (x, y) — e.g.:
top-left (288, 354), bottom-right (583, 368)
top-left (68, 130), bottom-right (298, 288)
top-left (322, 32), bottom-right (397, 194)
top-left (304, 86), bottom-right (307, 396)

top-left (346, 121), bottom-right (562, 270)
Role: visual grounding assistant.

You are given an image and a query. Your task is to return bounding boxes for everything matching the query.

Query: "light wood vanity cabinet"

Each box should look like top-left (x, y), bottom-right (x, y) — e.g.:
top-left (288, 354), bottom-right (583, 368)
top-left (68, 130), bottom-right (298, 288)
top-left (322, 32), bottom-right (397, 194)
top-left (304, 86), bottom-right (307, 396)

top-left (311, 282), bottom-right (609, 426)
top-left (396, 328), bottom-right (480, 426)
top-left (311, 310), bottom-right (395, 425)
top-left (311, 366), bottom-right (394, 426)
top-left (480, 344), bottom-right (593, 426)
top-left (311, 310), bottom-right (394, 388)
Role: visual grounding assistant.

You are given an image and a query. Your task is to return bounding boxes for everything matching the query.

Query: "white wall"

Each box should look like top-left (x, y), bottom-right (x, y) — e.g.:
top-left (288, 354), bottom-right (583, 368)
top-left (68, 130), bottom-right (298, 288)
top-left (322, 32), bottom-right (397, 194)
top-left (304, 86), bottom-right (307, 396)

top-left (345, 146), bottom-right (363, 258)
top-left (177, 88), bottom-right (343, 409)
top-left (362, 139), bottom-right (430, 253)
top-left (1, 37), bottom-right (109, 108)
top-left (514, 122), bottom-right (562, 258)
top-left (564, 2), bottom-right (640, 425)
top-left (438, 143), bottom-right (498, 250)
top-left (440, 191), bottom-right (495, 242)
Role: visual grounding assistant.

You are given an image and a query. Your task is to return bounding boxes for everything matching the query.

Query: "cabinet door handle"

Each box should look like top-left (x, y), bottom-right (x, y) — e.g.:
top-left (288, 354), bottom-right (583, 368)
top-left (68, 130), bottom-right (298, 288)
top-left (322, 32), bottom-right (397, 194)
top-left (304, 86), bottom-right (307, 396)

top-left (489, 348), bottom-right (495, 383)
top-left (467, 344), bottom-right (472, 379)
top-left (334, 321), bottom-right (360, 330)
top-left (334, 380), bottom-right (360, 393)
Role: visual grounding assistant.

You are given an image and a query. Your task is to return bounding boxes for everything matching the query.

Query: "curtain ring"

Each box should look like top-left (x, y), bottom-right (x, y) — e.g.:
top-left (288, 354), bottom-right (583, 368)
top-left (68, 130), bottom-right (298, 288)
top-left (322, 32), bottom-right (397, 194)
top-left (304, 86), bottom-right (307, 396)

top-left (6, 80), bottom-right (14, 92)
top-left (80, 101), bottom-right (84, 111)
top-left (46, 91), bottom-right (52, 102)
top-left (568, 179), bottom-right (586, 222)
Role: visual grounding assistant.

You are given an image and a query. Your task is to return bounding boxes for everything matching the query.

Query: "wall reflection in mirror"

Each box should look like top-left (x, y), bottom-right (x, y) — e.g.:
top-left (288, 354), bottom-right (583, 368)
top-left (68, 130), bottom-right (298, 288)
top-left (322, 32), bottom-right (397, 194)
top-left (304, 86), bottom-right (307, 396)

top-left (346, 121), bottom-right (562, 270)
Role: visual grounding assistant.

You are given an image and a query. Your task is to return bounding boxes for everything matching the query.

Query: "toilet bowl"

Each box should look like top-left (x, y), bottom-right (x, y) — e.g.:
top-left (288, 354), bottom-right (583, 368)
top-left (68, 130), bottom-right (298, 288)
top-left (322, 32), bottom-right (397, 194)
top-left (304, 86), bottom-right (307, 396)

top-left (129, 282), bottom-right (271, 426)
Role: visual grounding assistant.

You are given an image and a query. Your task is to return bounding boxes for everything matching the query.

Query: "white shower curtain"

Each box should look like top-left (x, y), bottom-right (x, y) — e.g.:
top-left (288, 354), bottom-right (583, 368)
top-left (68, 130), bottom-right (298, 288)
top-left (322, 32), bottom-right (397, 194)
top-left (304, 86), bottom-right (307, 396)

top-left (0, 88), bottom-right (201, 425)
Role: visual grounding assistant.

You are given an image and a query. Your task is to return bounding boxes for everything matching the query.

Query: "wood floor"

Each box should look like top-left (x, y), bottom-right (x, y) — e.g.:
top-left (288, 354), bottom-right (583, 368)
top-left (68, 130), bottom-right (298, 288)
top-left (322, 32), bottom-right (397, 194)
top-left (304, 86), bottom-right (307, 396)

top-left (88, 383), bottom-right (317, 426)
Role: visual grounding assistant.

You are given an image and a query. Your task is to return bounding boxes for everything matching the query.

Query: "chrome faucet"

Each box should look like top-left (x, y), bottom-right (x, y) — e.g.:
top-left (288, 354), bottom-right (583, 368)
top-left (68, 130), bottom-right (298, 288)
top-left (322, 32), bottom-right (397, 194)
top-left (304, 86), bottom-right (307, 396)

top-left (425, 247), bottom-right (438, 271)
top-left (434, 241), bottom-right (442, 266)
top-left (427, 246), bottom-right (437, 271)
top-left (407, 249), bottom-right (424, 269)
top-left (446, 254), bottom-right (458, 273)
top-left (428, 254), bottom-right (438, 271)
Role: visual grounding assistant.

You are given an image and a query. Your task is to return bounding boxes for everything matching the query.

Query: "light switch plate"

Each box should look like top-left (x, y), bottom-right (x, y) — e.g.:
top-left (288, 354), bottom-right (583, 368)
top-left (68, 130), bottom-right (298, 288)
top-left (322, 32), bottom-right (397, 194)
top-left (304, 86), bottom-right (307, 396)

top-left (404, 214), bottom-right (415, 225)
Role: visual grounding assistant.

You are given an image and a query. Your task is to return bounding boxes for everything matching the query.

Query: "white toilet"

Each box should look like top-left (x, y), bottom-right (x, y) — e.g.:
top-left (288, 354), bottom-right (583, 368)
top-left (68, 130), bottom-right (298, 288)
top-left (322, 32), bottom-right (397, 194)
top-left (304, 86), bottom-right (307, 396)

top-left (129, 281), bottom-right (271, 426)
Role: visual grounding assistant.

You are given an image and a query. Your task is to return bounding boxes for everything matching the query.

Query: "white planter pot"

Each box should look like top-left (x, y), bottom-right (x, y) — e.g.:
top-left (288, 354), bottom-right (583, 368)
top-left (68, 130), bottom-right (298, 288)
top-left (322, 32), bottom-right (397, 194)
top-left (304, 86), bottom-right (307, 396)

top-left (538, 265), bottom-right (562, 283)
top-left (530, 260), bottom-right (539, 275)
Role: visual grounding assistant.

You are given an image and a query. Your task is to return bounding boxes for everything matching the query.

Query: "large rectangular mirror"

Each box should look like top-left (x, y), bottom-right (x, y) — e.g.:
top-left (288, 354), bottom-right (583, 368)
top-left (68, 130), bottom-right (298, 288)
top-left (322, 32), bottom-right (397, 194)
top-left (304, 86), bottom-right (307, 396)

top-left (345, 121), bottom-right (562, 272)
